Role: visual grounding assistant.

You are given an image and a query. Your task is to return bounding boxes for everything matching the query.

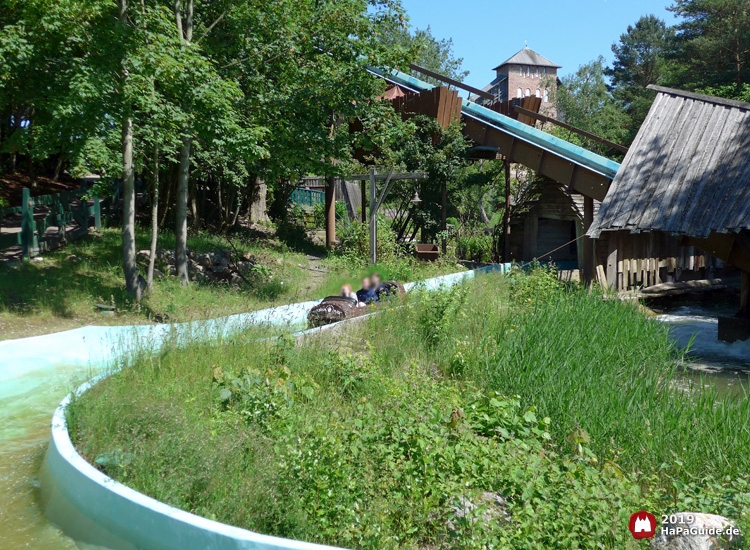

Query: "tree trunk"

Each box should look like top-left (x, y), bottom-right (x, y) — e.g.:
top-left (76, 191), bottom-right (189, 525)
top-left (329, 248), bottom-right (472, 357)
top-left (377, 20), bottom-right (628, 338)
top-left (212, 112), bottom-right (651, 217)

top-left (122, 116), bottom-right (143, 300)
top-left (191, 183), bottom-right (200, 231)
top-left (119, 0), bottom-right (144, 301)
top-left (479, 195), bottom-right (490, 225)
top-left (147, 145), bottom-right (160, 291)
top-left (175, 136), bottom-right (191, 285)
top-left (173, 0), bottom-right (193, 285)
top-left (53, 152), bottom-right (63, 181)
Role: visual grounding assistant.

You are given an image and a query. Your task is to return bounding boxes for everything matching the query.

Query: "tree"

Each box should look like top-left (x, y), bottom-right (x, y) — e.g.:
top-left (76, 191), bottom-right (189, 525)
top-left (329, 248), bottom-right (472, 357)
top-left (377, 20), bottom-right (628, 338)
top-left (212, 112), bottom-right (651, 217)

top-left (117, 0), bottom-right (147, 300)
top-left (606, 15), bottom-right (674, 142)
top-left (555, 57), bottom-right (630, 147)
top-left (382, 25), bottom-right (468, 84)
top-left (669, 0), bottom-right (750, 89)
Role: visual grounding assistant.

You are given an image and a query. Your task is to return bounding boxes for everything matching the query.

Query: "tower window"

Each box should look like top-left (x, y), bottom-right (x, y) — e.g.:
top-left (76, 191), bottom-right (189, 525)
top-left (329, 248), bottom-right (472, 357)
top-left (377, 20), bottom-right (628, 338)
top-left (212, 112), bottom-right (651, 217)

top-left (525, 88), bottom-right (531, 97)
top-left (517, 87), bottom-right (523, 98)
top-left (535, 88), bottom-right (541, 98)
top-left (535, 68), bottom-right (539, 78)
top-left (519, 66), bottom-right (523, 76)
top-left (544, 89), bottom-right (549, 103)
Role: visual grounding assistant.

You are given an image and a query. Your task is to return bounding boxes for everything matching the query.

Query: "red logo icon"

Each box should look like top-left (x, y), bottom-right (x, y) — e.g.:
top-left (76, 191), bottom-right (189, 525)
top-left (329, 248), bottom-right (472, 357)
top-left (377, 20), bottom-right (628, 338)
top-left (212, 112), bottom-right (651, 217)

top-left (628, 511), bottom-right (657, 539)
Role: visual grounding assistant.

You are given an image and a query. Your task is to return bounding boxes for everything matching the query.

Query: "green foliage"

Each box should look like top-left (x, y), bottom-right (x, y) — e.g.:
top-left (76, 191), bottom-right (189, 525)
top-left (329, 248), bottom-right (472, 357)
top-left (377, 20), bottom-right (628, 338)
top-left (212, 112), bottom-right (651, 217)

top-left (698, 83), bottom-right (750, 102)
top-left (69, 272), bottom-right (750, 548)
top-left (312, 201), bottom-right (347, 229)
top-left (416, 284), bottom-right (467, 348)
top-left (507, 262), bottom-right (563, 307)
top-left (333, 216), bottom-right (402, 269)
top-left (455, 230), bottom-right (492, 263)
top-left (669, 0), bottom-right (750, 89)
top-left (554, 57), bottom-right (630, 148)
top-left (606, 15), bottom-right (674, 143)
top-left (381, 25), bottom-right (468, 84)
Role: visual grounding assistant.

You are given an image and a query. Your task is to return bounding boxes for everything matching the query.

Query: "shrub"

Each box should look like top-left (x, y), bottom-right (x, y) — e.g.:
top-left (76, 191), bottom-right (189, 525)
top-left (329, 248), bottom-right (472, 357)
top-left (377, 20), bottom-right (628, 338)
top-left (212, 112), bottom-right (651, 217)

top-left (455, 232), bottom-right (492, 263)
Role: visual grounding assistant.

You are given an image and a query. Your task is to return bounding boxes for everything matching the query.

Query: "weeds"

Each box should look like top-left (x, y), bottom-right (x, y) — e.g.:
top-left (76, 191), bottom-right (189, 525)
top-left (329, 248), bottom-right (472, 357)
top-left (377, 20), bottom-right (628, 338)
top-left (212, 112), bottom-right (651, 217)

top-left (68, 268), bottom-right (750, 548)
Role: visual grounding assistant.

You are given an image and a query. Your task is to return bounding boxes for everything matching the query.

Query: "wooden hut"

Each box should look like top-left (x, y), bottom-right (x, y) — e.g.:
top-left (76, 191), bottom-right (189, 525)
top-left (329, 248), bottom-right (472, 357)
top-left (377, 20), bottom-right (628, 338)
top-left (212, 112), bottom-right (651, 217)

top-left (508, 180), bottom-right (596, 269)
top-left (588, 86), bottom-right (750, 329)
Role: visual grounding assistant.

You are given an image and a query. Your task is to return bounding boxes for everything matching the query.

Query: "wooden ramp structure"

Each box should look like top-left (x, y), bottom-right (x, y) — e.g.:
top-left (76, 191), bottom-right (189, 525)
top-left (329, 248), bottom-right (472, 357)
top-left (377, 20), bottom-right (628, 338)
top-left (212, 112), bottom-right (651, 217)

top-left (366, 66), bottom-right (621, 282)
top-left (367, 67), bottom-right (620, 202)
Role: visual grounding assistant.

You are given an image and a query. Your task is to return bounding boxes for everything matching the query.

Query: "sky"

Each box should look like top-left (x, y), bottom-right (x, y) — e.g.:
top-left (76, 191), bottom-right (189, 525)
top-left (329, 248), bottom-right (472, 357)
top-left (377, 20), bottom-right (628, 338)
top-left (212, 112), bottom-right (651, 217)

top-left (400, 0), bottom-right (677, 90)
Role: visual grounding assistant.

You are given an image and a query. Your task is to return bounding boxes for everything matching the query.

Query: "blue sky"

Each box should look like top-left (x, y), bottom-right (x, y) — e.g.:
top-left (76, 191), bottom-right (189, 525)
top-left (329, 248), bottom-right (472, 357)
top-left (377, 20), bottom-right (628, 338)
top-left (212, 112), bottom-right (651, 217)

top-left (401, 0), bottom-right (677, 90)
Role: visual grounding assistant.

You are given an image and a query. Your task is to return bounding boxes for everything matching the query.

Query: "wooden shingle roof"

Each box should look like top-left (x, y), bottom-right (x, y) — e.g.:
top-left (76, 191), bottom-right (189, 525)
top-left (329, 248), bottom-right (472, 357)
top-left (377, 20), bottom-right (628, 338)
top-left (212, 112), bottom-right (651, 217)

top-left (589, 86), bottom-right (750, 239)
top-left (492, 47), bottom-right (561, 71)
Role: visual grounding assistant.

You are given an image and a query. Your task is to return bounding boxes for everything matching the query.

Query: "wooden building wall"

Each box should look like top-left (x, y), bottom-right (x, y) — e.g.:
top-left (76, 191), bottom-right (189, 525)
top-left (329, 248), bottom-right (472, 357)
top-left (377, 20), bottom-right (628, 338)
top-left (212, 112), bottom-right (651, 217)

top-left (509, 182), bottom-right (590, 265)
top-left (594, 230), bottom-right (722, 290)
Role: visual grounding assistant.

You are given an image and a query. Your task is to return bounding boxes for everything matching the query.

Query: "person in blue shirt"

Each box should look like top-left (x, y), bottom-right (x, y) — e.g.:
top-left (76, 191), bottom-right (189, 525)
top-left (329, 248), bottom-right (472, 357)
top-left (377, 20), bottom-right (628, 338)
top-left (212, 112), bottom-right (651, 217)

top-left (356, 277), bottom-right (377, 304)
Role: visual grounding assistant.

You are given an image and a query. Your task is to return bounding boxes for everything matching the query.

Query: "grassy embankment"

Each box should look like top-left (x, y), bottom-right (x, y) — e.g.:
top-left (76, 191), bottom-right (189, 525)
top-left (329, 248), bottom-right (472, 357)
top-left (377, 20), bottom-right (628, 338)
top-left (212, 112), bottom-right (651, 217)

top-left (0, 225), bottom-right (460, 340)
top-left (68, 268), bottom-right (750, 549)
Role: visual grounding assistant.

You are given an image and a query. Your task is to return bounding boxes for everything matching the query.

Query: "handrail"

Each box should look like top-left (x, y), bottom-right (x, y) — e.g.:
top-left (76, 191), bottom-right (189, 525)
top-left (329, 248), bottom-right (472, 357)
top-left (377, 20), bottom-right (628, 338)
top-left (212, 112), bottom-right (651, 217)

top-left (512, 106), bottom-right (629, 153)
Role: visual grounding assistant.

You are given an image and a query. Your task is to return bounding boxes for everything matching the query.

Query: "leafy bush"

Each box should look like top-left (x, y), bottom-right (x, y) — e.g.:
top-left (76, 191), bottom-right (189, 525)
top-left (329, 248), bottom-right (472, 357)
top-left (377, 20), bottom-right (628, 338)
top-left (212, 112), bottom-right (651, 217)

top-left (507, 261), bottom-right (562, 307)
top-left (312, 200), bottom-right (347, 229)
top-left (455, 232), bottom-right (492, 263)
top-left (416, 284), bottom-right (468, 348)
top-left (334, 216), bottom-right (401, 268)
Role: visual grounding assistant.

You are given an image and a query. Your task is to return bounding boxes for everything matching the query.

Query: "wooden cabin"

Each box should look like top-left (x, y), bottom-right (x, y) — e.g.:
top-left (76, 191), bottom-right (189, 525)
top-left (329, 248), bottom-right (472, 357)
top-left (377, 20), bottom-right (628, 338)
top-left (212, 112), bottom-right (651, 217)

top-left (508, 180), bottom-right (594, 268)
top-left (588, 86), bottom-right (750, 335)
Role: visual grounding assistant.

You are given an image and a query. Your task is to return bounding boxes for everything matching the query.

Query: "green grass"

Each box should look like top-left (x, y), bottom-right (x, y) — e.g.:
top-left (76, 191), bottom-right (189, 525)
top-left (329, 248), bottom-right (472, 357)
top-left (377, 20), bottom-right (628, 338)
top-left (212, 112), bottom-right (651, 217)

top-left (67, 269), bottom-right (750, 549)
top-left (0, 224), bottom-right (460, 340)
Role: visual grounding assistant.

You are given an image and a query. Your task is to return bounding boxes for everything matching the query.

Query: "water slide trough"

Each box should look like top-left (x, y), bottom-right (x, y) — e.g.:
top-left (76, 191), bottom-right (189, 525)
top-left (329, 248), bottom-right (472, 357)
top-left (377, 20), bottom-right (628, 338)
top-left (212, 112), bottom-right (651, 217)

top-left (0, 265), bottom-right (508, 550)
top-left (366, 67), bottom-right (621, 202)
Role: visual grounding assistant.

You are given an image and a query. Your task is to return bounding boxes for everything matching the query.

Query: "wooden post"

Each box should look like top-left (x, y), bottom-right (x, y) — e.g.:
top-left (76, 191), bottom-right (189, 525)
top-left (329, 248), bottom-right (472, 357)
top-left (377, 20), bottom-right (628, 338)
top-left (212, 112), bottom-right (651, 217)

top-left (583, 196), bottom-right (594, 287)
top-left (741, 270), bottom-right (750, 318)
top-left (441, 182), bottom-right (447, 254)
top-left (369, 167), bottom-right (377, 265)
top-left (360, 180), bottom-right (367, 223)
top-left (606, 234), bottom-right (618, 290)
top-left (325, 175), bottom-right (336, 248)
top-left (503, 159), bottom-right (511, 261)
top-left (419, 180), bottom-right (426, 244)
top-left (21, 187), bottom-right (37, 259)
top-left (94, 196), bottom-right (102, 230)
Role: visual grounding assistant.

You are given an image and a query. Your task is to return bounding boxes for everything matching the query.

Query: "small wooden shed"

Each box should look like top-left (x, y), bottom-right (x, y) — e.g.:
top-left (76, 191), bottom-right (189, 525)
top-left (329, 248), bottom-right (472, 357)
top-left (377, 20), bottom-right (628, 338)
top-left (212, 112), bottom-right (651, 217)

top-left (508, 180), bottom-right (595, 268)
top-left (588, 86), bottom-right (750, 318)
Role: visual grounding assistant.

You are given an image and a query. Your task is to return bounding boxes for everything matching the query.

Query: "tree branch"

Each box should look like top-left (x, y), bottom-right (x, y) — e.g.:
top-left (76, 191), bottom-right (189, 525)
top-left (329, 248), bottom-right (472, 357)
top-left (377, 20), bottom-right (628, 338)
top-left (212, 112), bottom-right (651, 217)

top-left (196, 10), bottom-right (226, 44)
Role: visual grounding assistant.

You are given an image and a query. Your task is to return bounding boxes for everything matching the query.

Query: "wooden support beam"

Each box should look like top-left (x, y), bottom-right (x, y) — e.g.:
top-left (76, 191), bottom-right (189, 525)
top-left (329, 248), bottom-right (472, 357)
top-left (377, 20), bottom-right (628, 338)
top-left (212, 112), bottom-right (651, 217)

top-left (582, 196), bottom-right (594, 287)
top-left (369, 168), bottom-right (377, 265)
top-left (503, 159), bottom-right (511, 261)
top-left (360, 181), bottom-right (366, 223)
top-left (409, 63), bottom-right (495, 100)
top-left (606, 234), bottom-right (618, 289)
top-left (513, 106), bottom-right (629, 153)
top-left (325, 176), bottom-right (335, 248)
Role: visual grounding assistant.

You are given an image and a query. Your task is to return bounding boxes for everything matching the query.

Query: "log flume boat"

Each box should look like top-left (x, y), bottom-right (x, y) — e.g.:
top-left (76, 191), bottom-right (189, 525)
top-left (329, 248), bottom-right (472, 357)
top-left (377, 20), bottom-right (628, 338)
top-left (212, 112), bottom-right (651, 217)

top-left (307, 281), bottom-right (406, 328)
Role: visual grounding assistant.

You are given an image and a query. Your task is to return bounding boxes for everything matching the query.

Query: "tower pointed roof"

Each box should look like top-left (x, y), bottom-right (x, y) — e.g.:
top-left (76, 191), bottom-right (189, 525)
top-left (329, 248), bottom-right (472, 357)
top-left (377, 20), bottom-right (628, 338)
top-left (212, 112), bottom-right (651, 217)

top-left (493, 47), bottom-right (561, 71)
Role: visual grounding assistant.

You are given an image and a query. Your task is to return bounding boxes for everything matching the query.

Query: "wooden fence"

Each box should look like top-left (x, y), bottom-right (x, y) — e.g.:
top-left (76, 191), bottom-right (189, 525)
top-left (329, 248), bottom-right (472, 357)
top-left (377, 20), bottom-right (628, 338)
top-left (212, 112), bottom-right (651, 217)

top-left (0, 184), bottom-right (103, 259)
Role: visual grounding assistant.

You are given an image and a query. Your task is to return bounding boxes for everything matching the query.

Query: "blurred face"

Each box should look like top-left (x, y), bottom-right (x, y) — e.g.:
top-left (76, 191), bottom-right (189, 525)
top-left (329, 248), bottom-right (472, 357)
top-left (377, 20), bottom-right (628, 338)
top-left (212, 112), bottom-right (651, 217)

top-left (371, 273), bottom-right (381, 286)
top-left (340, 284), bottom-right (353, 297)
top-left (361, 277), bottom-right (371, 290)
